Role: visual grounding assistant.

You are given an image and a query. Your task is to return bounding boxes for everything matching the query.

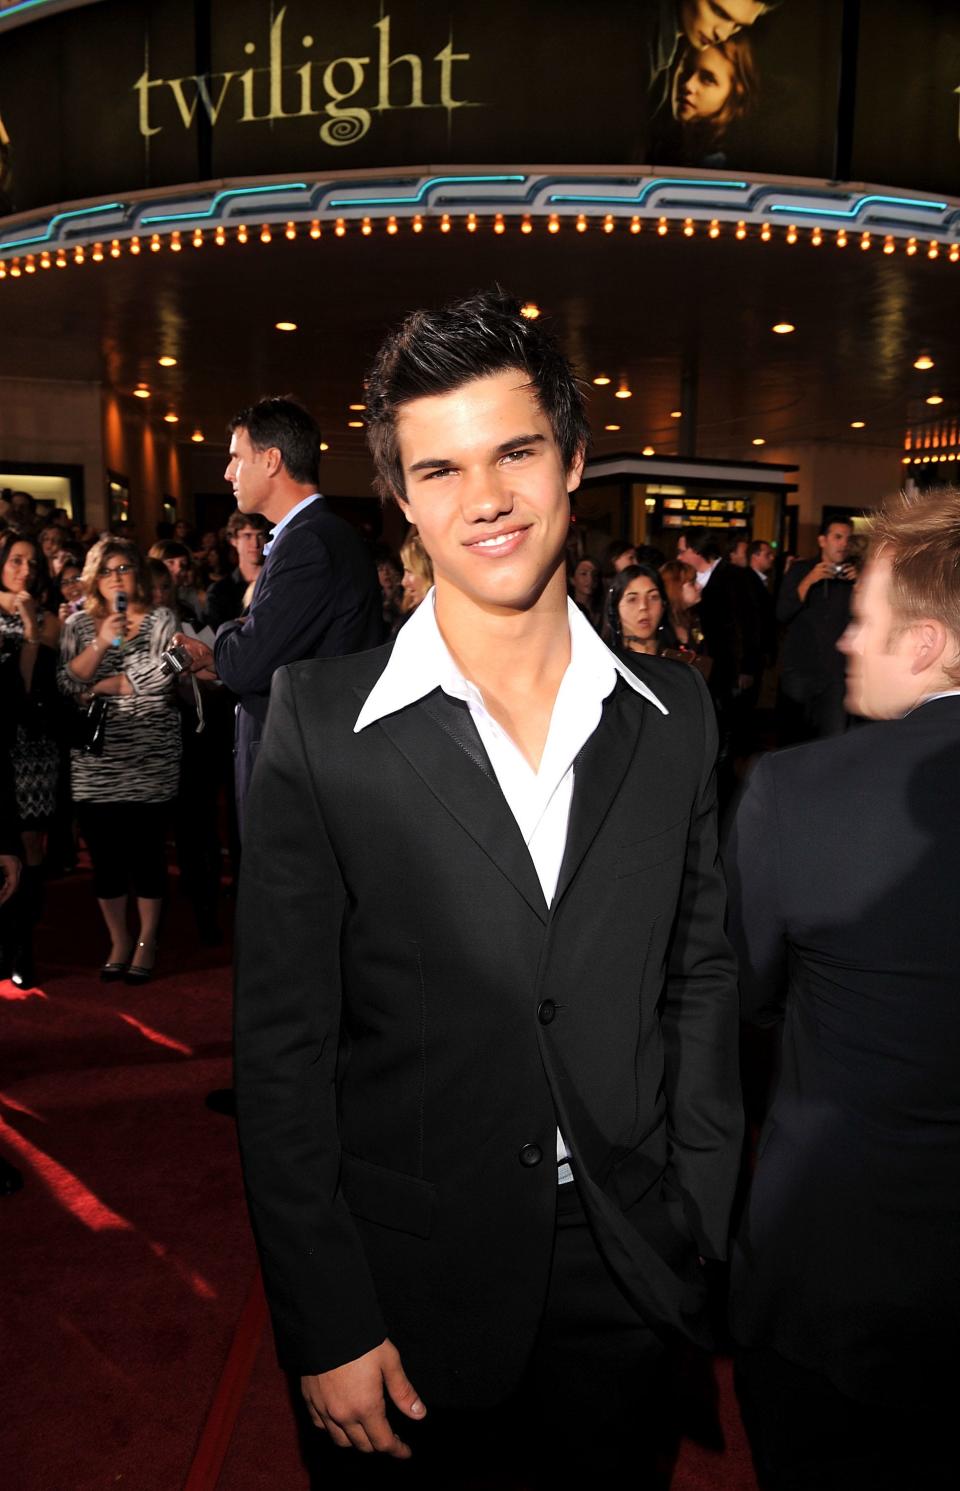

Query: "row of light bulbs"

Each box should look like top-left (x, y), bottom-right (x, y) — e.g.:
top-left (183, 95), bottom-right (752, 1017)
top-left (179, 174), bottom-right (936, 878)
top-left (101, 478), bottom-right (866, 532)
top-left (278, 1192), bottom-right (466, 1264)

top-left (3, 216), bottom-right (960, 276)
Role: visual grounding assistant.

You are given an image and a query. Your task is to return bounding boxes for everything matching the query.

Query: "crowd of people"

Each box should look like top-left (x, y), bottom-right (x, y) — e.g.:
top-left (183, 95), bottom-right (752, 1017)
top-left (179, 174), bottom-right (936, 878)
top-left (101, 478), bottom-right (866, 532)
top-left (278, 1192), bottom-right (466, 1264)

top-left (2, 290), bottom-right (954, 1491)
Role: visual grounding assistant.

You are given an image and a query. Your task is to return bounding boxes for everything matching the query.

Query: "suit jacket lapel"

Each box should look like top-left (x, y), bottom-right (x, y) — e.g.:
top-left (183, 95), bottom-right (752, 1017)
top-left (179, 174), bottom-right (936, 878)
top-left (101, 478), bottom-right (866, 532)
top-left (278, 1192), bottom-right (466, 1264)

top-left (553, 679), bottom-right (645, 908)
top-left (370, 689), bottom-right (550, 924)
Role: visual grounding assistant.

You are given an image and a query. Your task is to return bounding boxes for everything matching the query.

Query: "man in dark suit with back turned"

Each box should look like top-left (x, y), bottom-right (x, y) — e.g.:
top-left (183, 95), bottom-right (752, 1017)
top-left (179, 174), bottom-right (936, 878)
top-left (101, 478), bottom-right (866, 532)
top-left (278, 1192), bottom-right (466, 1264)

top-left (176, 398), bottom-right (381, 830)
top-left (725, 486), bottom-right (960, 1489)
top-left (234, 292), bottom-right (742, 1488)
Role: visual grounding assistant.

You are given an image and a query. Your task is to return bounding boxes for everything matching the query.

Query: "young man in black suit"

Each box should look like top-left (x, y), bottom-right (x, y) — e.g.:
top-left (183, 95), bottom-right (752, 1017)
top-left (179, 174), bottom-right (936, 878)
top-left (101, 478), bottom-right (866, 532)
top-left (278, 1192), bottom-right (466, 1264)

top-left (726, 486), bottom-right (960, 1489)
top-left (235, 292), bottom-right (741, 1486)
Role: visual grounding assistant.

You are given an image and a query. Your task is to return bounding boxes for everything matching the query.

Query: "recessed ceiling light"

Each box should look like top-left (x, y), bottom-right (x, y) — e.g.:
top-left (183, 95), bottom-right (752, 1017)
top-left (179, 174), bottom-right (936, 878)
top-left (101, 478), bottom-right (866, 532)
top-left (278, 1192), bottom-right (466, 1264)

top-left (926, 393), bottom-right (944, 406)
top-left (615, 383), bottom-right (633, 400)
top-left (348, 420), bottom-right (364, 428)
top-left (850, 420), bottom-right (866, 429)
top-left (592, 375), bottom-right (611, 387)
top-left (191, 429), bottom-right (204, 443)
top-left (163, 411), bottom-right (179, 424)
top-left (913, 354), bottom-right (934, 371)
top-left (670, 409), bottom-right (682, 419)
top-left (519, 302), bottom-right (541, 320)
top-left (752, 437), bottom-right (766, 446)
top-left (133, 383), bottom-right (150, 399)
top-left (772, 322), bottom-right (795, 335)
top-left (348, 403), bottom-right (366, 411)
top-left (275, 321), bottom-right (298, 332)
top-left (604, 423), bottom-right (621, 432)
top-left (642, 445), bottom-right (655, 457)
top-left (320, 441), bottom-right (329, 452)
top-left (157, 355), bottom-right (177, 367)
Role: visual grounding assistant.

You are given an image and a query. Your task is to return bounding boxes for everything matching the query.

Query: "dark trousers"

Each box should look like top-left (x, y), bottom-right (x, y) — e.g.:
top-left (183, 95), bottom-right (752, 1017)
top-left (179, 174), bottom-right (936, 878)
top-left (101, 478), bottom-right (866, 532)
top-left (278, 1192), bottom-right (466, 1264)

top-left (76, 800), bottom-right (170, 900)
top-left (736, 1346), bottom-right (953, 1491)
top-left (301, 1181), bottom-right (673, 1489)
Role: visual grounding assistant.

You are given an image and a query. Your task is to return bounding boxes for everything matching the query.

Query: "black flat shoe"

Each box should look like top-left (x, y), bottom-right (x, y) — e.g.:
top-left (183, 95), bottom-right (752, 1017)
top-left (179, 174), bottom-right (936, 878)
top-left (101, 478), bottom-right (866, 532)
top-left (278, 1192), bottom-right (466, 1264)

top-left (124, 940), bottom-right (157, 985)
top-left (100, 948), bottom-right (133, 982)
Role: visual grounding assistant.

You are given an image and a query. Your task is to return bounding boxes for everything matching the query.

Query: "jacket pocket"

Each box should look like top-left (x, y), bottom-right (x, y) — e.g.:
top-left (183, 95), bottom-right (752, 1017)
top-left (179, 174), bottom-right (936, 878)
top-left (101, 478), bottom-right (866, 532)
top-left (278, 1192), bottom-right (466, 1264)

top-left (614, 818), bottom-right (687, 878)
top-left (339, 1151), bottom-right (437, 1240)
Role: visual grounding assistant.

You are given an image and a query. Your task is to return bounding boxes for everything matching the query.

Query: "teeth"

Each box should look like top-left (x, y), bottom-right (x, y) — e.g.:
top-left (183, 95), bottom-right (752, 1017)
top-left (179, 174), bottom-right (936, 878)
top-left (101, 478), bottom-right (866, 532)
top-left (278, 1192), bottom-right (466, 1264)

top-left (474, 530), bottom-right (520, 549)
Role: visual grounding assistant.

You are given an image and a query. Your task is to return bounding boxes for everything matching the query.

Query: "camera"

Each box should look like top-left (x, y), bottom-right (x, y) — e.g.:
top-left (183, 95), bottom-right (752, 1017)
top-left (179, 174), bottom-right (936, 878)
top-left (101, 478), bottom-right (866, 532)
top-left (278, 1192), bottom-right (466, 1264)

top-left (159, 642), bottom-right (194, 677)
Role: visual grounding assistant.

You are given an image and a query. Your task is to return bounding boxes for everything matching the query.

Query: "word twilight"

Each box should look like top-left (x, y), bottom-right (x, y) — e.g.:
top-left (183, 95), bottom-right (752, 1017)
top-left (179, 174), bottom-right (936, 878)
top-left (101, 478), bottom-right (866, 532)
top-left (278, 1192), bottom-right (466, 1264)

top-left (133, 7), bottom-right (474, 148)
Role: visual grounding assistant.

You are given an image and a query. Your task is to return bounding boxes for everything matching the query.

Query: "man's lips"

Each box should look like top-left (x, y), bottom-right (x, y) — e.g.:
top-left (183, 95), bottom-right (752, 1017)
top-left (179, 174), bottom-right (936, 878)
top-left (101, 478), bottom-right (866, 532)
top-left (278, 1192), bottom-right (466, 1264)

top-left (463, 526), bottom-right (530, 555)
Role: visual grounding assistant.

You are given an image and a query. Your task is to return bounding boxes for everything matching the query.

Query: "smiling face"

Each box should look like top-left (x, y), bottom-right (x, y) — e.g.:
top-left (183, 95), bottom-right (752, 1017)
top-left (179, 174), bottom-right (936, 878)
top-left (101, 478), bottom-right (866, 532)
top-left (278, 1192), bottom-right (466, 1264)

top-left (618, 575), bottom-right (665, 647)
top-left (674, 44), bottom-right (736, 121)
top-left (679, 0), bottom-right (765, 48)
top-left (393, 370), bottom-right (583, 617)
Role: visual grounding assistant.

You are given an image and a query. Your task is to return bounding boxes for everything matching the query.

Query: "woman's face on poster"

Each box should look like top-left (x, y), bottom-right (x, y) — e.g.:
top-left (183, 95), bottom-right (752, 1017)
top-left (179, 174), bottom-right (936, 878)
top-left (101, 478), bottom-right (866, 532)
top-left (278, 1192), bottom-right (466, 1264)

top-left (673, 45), bottom-right (735, 122)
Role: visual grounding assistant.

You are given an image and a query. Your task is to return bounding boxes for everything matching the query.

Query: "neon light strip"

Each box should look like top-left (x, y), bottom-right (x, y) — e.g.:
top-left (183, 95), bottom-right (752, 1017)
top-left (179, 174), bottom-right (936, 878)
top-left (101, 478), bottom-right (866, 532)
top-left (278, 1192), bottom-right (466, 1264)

top-left (141, 182), bottom-right (309, 226)
top-left (0, 200), bottom-right (123, 251)
top-left (769, 194), bottom-right (948, 220)
top-left (549, 178), bottom-right (748, 206)
top-left (328, 174), bottom-right (526, 208)
top-left (0, 0), bottom-right (70, 19)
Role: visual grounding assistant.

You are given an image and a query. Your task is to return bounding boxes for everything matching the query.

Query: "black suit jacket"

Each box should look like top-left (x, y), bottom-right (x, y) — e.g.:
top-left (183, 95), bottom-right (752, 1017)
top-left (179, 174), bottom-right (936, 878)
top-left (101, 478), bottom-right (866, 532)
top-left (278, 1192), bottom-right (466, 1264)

top-left (213, 498), bottom-right (381, 816)
top-left (776, 557), bottom-right (852, 701)
top-left (725, 699), bottom-right (960, 1407)
top-left (235, 646), bottom-right (742, 1406)
top-left (698, 561), bottom-right (764, 701)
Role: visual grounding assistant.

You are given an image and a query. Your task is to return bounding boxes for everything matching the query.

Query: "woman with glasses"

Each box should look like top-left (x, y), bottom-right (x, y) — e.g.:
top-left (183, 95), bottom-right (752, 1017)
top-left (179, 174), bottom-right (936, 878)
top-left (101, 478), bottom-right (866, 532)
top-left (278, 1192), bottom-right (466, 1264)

top-left (0, 532), bottom-right (60, 986)
top-left (58, 537), bottom-right (180, 982)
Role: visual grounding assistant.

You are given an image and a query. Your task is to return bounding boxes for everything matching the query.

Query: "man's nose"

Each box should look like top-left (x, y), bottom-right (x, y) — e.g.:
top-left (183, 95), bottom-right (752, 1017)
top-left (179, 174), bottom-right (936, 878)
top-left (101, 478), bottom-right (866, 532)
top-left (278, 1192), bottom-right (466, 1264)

top-left (461, 473), bottom-right (514, 521)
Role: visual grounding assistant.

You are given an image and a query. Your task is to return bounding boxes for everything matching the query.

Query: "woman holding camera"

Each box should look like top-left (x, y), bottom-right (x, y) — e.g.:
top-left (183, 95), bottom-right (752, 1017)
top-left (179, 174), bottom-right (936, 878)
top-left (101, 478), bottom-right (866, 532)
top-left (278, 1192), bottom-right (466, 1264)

top-left (58, 538), bottom-right (180, 982)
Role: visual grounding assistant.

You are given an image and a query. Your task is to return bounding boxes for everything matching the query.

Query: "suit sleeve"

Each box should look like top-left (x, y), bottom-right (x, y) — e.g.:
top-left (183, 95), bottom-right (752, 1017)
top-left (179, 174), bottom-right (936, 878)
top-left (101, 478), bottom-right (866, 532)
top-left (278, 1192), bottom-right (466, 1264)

top-left (776, 561), bottom-right (806, 625)
top-left (213, 529), bottom-right (337, 696)
top-left (723, 753), bottom-right (789, 1027)
top-left (661, 668), bottom-right (743, 1259)
top-left (235, 666), bottom-right (387, 1375)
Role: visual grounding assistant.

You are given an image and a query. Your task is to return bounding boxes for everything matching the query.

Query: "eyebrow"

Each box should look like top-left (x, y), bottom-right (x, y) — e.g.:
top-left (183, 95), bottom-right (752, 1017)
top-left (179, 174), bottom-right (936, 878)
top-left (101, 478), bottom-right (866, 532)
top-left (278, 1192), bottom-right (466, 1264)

top-left (408, 433), bottom-right (547, 474)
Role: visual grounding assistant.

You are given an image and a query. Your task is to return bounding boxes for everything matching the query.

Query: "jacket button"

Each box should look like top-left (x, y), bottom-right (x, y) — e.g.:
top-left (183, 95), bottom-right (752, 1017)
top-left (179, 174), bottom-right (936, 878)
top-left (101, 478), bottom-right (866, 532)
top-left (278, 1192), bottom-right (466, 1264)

top-left (518, 1143), bottom-right (543, 1168)
top-left (537, 999), bottom-right (556, 1025)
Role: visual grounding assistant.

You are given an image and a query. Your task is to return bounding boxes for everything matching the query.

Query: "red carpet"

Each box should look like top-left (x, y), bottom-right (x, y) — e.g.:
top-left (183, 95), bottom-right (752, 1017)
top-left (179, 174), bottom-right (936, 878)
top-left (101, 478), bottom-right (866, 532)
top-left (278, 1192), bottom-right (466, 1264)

top-left (1, 868), bottom-right (758, 1490)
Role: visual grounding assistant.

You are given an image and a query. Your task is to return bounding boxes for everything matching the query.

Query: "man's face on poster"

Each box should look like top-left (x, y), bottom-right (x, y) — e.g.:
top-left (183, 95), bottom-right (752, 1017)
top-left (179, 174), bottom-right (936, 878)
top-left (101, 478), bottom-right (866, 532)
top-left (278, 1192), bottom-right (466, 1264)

top-left (679, 0), bottom-right (766, 50)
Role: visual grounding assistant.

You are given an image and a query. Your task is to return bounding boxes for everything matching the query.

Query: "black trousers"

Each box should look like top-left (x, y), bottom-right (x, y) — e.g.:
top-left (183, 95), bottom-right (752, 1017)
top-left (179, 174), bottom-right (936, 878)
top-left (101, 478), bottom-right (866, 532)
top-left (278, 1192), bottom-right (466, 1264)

top-left (736, 1345), bottom-right (953, 1491)
top-left (301, 1181), bottom-right (674, 1490)
top-left (76, 800), bottom-right (171, 900)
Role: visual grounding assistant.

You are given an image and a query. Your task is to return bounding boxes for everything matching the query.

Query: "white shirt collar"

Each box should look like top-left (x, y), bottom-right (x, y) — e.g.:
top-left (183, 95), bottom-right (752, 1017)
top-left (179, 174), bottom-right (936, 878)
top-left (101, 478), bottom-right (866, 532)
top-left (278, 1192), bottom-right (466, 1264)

top-left (907, 688), bottom-right (960, 714)
top-left (354, 591), bottom-right (667, 734)
top-left (695, 557), bottom-right (720, 590)
top-left (262, 492), bottom-right (322, 555)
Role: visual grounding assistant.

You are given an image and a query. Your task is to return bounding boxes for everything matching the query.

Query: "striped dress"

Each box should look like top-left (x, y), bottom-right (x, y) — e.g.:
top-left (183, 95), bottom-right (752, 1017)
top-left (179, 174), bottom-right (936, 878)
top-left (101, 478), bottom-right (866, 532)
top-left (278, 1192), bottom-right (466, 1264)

top-left (58, 608), bottom-right (181, 803)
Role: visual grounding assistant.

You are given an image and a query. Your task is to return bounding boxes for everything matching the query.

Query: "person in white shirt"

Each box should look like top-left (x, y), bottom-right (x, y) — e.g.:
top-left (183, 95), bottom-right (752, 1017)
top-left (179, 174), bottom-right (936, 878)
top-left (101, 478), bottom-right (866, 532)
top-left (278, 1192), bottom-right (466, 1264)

top-left (234, 290), bottom-right (741, 1488)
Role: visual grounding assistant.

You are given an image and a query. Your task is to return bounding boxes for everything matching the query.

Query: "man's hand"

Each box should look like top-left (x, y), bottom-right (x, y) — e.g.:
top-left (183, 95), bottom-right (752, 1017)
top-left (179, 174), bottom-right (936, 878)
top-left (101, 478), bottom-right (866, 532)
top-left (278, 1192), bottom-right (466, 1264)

top-left (0, 854), bottom-right (21, 907)
top-left (171, 633), bottom-right (215, 675)
top-left (301, 1338), bottom-right (425, 1457)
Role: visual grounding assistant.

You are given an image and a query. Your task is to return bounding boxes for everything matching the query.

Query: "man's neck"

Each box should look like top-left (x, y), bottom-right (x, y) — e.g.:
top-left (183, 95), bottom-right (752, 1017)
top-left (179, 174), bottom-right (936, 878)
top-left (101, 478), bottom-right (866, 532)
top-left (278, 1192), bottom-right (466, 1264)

top-left (262, 483), bottom-right (318, 526)
top-left (433, 569), bottom-right (572, 771)
top-left (238, 558), bottom-right (262, 583)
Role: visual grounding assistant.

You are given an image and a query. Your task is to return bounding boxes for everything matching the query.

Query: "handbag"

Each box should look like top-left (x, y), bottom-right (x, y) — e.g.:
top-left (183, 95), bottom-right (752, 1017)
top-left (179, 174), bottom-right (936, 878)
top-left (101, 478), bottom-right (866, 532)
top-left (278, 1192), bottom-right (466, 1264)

top-left (71, 695), bottom-right (109, 756)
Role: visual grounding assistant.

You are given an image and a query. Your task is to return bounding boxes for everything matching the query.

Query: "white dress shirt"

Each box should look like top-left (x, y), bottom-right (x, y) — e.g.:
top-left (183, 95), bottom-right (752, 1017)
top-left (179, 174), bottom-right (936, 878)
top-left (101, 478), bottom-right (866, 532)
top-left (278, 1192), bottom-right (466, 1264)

top-left (355, 590), bottom-right (668, 1178)
top-left (262, 492), bottom-right (323, 555)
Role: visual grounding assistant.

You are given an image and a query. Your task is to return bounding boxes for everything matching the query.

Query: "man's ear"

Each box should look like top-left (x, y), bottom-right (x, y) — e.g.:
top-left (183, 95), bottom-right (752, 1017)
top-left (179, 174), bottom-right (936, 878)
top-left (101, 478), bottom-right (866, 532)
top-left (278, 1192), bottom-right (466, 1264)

top-left (264, 445), bottom-right (284, 479)
top-left (393, 488), bottom-right (412, 522)
top-left (910, 618), bottom-right (949, 676)
top-left (566, 446), bottom-right (587, 496)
